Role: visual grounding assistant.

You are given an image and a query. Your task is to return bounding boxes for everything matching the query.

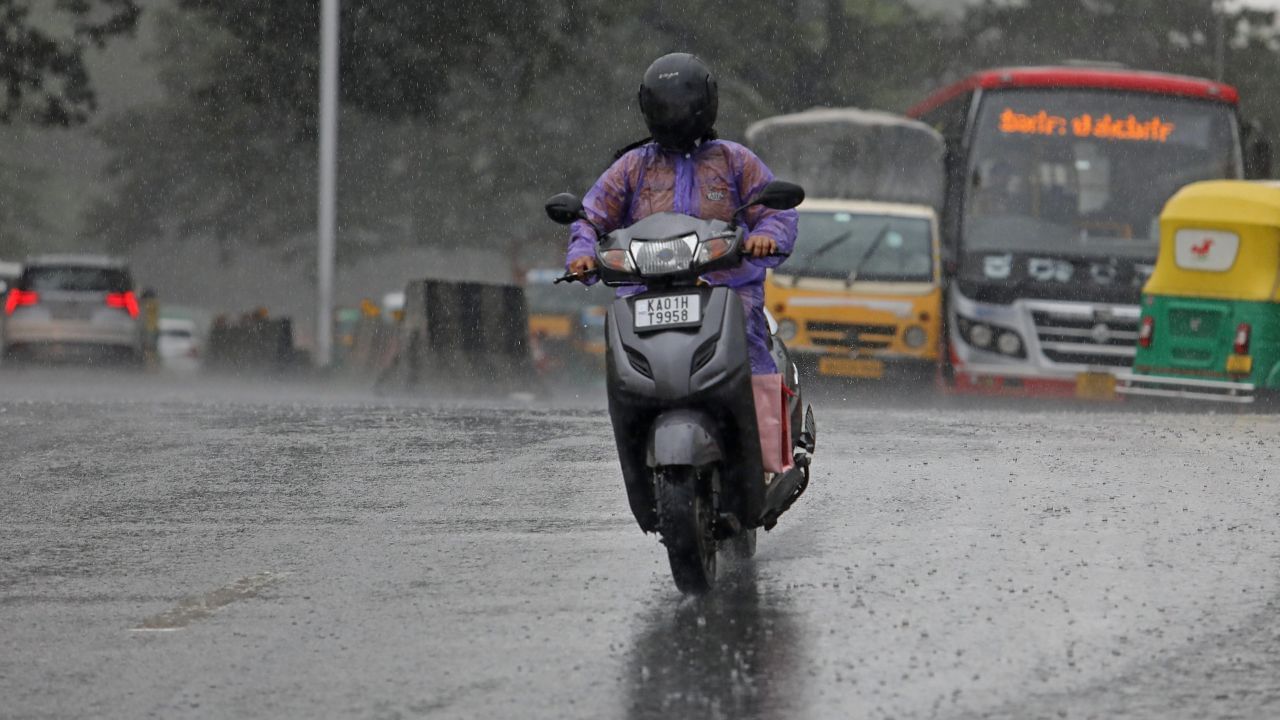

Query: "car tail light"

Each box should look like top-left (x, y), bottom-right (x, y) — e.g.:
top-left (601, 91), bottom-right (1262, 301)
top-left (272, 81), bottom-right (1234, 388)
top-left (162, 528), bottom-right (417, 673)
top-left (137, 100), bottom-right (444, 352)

top-left (4, 289), bottom-right (38, 315)
top-left (105, 291), bottom-right (139, 318)
top-left (1138, 316), bottom-right (1154, 348)
top-left (1234, 322), bottom-right (1251, 355)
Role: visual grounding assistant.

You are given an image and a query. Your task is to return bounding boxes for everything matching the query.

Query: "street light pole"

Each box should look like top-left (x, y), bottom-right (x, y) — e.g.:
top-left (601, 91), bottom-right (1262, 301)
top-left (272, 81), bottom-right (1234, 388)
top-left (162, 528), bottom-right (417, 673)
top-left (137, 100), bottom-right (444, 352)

top-left (1214, 0), bottom-right (1226, 82)
top-left (316, 0), bottom-right (339, 367)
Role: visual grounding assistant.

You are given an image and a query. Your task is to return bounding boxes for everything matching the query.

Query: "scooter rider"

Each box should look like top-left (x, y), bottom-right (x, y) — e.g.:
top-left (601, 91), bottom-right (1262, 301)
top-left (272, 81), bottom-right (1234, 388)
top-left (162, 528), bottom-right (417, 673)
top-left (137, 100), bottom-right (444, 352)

top-left (565, 52), bottom-right (798, 375)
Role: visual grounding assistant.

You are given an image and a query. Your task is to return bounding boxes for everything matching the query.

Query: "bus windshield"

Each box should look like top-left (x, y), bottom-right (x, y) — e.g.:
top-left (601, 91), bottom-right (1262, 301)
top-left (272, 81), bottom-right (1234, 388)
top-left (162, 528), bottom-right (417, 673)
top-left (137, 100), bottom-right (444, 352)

top-left (788, 210), bottom-right (934, 283)
top-left (964, 88), bottom-right (1240, 261)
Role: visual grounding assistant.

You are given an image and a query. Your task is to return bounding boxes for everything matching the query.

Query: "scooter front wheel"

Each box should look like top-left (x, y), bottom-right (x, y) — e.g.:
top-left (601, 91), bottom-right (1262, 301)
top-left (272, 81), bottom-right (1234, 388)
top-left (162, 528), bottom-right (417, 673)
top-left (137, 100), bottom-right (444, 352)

top-left (654, 466), bottom-right (717, 594)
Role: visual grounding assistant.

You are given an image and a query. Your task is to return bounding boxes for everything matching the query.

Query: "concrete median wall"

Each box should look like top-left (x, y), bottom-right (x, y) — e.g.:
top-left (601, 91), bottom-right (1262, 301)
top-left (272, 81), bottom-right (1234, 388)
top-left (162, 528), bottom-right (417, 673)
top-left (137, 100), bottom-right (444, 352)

top-left (206, 316), bottom-right (300, 374)
top-left (382, 280), bottom-right (533, 392)
top-left (345, 316), bottom-right (396, 377)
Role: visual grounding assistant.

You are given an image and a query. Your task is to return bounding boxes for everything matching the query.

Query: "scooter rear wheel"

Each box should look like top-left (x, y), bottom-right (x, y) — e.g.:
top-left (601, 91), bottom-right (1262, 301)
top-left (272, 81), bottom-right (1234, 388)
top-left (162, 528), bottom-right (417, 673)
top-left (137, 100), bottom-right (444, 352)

top-left (655, 466), bottom-right (717, 594)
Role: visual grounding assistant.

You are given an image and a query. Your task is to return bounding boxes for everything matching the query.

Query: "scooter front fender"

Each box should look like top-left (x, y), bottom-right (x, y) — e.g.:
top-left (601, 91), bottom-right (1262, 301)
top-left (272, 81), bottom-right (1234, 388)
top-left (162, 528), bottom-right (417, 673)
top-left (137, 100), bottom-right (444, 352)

top-left (645, 409), bottom-right (722, 468)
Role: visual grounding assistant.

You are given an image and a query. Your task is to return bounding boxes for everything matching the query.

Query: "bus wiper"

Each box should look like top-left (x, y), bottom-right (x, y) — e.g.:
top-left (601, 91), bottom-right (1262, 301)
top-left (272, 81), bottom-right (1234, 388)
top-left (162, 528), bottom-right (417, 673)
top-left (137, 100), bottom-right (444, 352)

top-left (790, 230), bottom-right (855, 287)
top-left (845, 223), bottom-right (892, 287)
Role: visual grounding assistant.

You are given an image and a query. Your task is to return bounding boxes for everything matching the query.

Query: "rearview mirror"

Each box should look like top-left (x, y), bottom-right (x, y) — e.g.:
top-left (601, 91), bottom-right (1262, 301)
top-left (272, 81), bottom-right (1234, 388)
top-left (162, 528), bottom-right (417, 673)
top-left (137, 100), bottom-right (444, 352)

top-left (1243, 120), bottom-right (1273, 180)
top-left (545, 193), bottom-right (586, 226)
top-left (1249, 138), bottom-right (1273, 180)
top-left (747, 180), bottom-right (805, 211)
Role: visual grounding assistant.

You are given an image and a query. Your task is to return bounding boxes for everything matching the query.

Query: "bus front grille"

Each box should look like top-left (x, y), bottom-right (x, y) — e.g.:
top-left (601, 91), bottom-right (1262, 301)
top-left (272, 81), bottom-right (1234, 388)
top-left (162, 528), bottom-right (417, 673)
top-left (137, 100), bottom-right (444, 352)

top-left (1029, 305), bottom-right (1140, 368)
top-left (806, 321), bottom-right (896, 350)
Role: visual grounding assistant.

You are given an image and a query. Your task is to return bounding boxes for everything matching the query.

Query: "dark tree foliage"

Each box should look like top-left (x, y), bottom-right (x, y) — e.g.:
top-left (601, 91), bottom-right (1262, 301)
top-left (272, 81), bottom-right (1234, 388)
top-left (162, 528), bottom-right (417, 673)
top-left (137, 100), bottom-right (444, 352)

top-left (0, 154), bottom-right (46, 256)
top-left (173, 0), bottom-right (601, 134)
top-left (90, 0), bottom-right (938, 257)
top-left (0, 0), bottom-right (141, 125)
top-left (88, 0), bottom-right (1280, 261)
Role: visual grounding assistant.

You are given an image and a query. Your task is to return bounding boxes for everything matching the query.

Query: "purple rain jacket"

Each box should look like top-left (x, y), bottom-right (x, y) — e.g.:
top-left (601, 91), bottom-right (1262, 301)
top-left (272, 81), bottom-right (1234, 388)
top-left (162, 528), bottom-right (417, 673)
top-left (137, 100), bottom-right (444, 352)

top-left (565, 139), bottom-right (798, 374)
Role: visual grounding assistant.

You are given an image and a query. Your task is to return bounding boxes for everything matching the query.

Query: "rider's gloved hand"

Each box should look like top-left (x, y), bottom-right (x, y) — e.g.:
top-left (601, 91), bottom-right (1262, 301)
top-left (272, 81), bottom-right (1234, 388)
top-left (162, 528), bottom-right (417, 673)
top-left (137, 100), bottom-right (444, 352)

top-left (568, 256), bottom-right (598, 280)
top-left (745, 235), bottom-right (778, 258)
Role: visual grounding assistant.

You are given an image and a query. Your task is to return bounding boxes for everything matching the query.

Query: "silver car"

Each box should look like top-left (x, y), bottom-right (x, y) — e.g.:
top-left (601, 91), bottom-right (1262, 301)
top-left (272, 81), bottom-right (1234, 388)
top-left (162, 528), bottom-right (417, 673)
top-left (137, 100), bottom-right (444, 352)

top-left (2, 255), bottom-right (143, 365)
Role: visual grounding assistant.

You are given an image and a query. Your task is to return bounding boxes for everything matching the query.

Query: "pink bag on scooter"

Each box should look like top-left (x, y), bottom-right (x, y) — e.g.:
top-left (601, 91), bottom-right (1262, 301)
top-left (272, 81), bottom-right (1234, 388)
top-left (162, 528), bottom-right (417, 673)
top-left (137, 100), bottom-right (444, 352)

top-left (752, 373), bottom-right (792, 473)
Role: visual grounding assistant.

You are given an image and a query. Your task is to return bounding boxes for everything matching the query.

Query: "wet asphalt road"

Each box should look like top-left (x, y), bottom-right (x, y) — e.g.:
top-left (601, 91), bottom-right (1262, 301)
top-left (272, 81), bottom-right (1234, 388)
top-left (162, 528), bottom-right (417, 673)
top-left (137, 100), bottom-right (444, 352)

top-left (2, 371), bottom-right (1280, 719)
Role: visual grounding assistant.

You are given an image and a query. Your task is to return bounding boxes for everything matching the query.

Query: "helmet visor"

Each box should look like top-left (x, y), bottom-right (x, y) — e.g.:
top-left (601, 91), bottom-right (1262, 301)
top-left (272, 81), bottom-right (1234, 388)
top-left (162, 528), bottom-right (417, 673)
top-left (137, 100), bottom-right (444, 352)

top-left (643, 93), bottom-right (705, 149)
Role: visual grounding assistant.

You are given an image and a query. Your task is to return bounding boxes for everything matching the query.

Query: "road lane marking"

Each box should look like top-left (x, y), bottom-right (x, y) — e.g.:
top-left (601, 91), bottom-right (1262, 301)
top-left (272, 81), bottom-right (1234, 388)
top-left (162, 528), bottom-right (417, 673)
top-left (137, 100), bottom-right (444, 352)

top-left (131, 572), bottom-right (282, 632)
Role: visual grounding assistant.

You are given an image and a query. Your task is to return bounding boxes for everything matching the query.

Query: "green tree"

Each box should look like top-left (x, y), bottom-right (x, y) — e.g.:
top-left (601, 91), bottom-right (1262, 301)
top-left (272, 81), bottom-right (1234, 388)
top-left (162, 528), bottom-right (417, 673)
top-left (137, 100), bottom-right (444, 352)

top-left (0, 0), bottom-right (141, 126)
top-left (0, 152), bottom-right (47, 257)
top-left (87, 0), bottom-right (947, 258)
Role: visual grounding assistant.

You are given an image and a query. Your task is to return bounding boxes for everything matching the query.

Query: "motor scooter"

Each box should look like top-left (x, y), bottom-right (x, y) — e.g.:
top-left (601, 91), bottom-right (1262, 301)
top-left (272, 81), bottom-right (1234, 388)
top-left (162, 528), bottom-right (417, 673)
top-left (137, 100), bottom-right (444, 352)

top-left (545, 181), bottom-right (817, 593)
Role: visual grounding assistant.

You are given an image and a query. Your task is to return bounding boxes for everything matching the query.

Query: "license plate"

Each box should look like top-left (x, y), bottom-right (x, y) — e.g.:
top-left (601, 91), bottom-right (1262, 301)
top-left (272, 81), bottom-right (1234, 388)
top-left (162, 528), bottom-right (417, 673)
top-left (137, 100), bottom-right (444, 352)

top-left (1075, 371), bottom-right (1117, 400)
top-left (50, 304), bottom-right (87, 321)
top-left (1227, 354), bottom-right (1253, 374)
top-left (819, 356), bottom-right (885, 379)
top-left (634, 294), bottom-right (701, 330)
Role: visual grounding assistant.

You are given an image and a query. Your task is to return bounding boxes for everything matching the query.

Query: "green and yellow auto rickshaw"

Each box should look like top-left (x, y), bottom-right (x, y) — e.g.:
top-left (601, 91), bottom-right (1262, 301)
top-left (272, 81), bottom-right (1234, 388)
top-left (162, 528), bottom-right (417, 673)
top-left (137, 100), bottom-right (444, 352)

top-left (1118, 180), bottom-right (1280, 403)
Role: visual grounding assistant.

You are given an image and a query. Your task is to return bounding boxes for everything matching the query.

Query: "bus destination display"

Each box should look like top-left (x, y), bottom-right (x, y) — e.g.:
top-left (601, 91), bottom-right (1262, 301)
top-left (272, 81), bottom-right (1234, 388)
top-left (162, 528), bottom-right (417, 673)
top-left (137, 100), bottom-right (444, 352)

top-left (998, 108), bottom-right (1176, 143)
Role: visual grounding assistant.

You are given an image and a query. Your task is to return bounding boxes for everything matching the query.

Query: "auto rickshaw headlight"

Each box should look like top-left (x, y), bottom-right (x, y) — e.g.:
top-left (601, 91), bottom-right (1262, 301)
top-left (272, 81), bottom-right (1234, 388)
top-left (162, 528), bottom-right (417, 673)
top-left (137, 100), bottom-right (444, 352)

top-left (904, 325), bottom-right (927, 349)
top-left (777, 319), bottom-right (798, 342)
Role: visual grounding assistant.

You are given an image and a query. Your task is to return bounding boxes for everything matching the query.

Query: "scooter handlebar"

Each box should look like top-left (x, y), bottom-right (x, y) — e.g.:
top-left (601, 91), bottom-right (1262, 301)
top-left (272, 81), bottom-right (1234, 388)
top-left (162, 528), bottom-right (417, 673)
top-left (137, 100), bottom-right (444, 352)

top-left (555, 270), bottom-right (598, 284)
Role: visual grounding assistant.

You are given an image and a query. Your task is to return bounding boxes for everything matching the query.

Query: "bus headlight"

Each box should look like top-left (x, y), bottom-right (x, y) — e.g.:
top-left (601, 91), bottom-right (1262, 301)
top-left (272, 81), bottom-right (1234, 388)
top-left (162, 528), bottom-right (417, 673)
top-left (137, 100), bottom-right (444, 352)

top-left (776, 319), bottom-right (798, 342)
top-left (958, 316), bottom-right (1025, 358)
top-left (997, 331), bottom-right (1023, 357)
top-left (903, 325), bottom-right (927, 349)
top-left (967, 322), bottom-right (994, 349)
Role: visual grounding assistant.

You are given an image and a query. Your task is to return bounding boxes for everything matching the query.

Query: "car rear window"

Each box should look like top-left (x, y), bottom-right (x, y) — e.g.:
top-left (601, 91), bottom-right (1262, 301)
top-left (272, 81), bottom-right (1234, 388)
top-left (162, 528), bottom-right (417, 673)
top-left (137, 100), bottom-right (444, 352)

top-left (22, 266), bottom-right (132, 293)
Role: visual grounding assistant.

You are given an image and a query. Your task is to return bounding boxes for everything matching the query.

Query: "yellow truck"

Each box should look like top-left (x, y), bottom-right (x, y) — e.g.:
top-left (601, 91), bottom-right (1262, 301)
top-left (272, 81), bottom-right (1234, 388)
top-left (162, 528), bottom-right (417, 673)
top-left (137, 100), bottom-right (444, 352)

top-left (767, 199), bottom-right (941, 379)
top-left (748, 109), bottom-right (946, 380)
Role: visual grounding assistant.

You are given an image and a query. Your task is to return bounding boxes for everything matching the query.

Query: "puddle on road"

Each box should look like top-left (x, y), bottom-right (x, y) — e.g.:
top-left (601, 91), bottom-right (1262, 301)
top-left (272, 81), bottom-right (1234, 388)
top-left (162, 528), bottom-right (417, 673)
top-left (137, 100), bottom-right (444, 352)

top-left (131, 571), bottom-right (281, 632)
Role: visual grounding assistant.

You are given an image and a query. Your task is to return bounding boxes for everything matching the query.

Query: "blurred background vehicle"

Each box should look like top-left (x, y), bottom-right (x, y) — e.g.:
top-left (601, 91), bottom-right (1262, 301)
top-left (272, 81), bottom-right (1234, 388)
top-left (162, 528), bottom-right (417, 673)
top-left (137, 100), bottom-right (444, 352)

top-left (909, 65), bottom-right (1268, 400)
top-left (1120, 180), bottom-right (1280, 404)
top-left (157, 316), bottom-right (202, 375)
top-left (2, 255), bottom-right (142, 366)
top-left (766, 200), bottom-right (942, 382)
top-left (524, 268), bottom-right (613, 378)
top-left (748, 109), bottom-right (946, 384)
top-left (0, 261), bottom-right (20, 297)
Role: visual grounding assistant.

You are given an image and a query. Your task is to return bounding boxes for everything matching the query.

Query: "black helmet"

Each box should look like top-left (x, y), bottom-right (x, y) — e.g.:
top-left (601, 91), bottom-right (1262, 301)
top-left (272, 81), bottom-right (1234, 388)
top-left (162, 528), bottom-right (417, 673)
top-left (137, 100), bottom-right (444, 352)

top-left (638, 53), bottom-right (718, 153)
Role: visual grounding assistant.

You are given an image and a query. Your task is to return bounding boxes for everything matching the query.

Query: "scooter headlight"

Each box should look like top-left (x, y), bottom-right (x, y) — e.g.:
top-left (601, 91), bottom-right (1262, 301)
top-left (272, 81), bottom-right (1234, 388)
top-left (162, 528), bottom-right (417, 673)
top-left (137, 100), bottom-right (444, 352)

top-left (631, 234), bottom-right (697, 275)
top-left (598, 249), bottom-right (635, 273)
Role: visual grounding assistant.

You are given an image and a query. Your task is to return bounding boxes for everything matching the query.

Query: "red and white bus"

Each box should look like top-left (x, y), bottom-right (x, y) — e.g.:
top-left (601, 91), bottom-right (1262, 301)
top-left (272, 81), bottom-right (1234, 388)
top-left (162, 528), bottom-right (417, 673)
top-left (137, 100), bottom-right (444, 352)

top-left (908, 65), bottom-right (1269, 398)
